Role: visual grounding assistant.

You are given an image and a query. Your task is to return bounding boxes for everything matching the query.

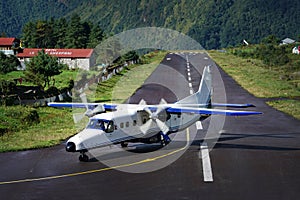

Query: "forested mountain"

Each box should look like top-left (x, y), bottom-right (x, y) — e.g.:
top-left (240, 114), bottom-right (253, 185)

top-left (1, 0), bottom-right (299, 49)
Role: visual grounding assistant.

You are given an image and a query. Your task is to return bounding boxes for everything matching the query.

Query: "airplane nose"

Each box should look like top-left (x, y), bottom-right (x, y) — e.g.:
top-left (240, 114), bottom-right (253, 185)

top-left (66, 142), bottom-right (76, 152)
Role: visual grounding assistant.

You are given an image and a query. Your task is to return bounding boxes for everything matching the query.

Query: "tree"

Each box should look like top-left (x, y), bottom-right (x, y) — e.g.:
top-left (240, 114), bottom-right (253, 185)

top-left (261, 35), bottom-right (280, 45)
top-left (87, 23), bottom-right (104, 48)
top-left (24, 50), bottom-right (66, 88)
top-left (65, 14), bottom-right (89, 48)
top-left (0, 79), bottom-right (16, 106)
top-left (22, 21), bottom-right (37, 48)
top-left (54, 18), bottom-right (68, 48)
top-left (0, 52), bottom-right (20, 74)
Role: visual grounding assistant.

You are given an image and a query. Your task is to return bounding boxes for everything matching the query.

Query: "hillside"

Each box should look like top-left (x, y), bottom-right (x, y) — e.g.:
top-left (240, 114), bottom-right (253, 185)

top-left (0, 0), bottom-right (94, 37)
top-left (1, 0), bottom-right (299, 49)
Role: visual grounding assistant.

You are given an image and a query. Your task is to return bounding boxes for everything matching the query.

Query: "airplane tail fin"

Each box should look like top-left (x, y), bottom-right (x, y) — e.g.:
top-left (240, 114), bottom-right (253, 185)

top-left (176, 66), bottom-right (212, 107)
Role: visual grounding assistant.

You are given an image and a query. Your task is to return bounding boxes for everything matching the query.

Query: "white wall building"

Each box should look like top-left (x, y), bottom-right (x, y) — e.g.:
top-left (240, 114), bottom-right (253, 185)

top-left (292, 46), bottom-right (300, 55)
top-left (17, 48), bottom-right (95, 70)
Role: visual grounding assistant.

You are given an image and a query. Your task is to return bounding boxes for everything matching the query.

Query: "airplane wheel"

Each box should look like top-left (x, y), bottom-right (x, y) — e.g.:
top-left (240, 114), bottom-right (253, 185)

top-left (79, 154), bottom-right (89, 162)
top-left (121, 142), bottom-right (128, 148)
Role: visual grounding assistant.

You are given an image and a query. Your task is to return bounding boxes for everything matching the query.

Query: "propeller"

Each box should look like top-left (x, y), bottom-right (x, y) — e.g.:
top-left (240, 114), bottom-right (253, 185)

top-left (73, 93), bottom-right (90, 123)
top-left (140, 99), bottom-right (170, 135)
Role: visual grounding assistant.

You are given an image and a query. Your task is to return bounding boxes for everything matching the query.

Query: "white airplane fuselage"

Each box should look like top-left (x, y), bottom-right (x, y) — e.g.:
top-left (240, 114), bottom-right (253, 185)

top-left (66, 107), bottom-right (202, 152)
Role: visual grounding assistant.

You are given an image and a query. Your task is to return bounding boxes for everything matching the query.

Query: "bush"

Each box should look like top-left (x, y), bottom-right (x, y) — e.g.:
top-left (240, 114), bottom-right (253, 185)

top-left (0, 106), bottom-right (40, 134)
top-left (23, 110), bottom-right (40, 125)
top-left (0, 52), bottom-right (20, 74)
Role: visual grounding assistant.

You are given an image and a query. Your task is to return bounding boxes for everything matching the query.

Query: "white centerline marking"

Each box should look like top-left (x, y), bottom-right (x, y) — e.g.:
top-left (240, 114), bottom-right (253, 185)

top-left (187, 68), bottom-right (190, 72)
top-left (200, 142), bottom-right (213, 182)
top-left (188, 77), bottom-right (191, 81)
top-left (189, 83), bottom-right (192, 88)
top-left (187, 72), bottom-right (191, 77)
top-left (190, 89), bottom-right (194, 95)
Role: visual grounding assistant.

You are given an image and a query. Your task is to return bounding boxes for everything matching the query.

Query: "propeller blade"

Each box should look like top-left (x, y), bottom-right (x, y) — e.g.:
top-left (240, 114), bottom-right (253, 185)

top-left (144, 107), bottom-right (152, 115)
top-left (156, 119), bottom-right (170, 135)
top-left (140, 119), bottom-right (154, 134)
top-left (73, 113), bottom-right (86, 123)
top-left (80, 93), bottom-right (88, 104)
top-left (159, 98), bottom-right (167, 105)
top-left (139, 99), bottom-right (147, 105)
top-left (140, 98), bottom-right (169, 135)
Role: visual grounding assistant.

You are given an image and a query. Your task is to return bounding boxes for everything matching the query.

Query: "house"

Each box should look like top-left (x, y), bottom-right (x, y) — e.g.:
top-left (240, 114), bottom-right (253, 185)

top-left (17, 48), bottom-right (95, 70)
top-left (281, 38), bottom-right (296, 45)
top-left (292, 46), bottom-right (300, 55)
top-left (0, 37), bottom-right (22, 55)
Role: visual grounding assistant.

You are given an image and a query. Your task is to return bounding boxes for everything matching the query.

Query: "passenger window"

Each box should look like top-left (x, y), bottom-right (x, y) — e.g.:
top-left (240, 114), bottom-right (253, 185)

top-left (133, 120), bottom-right (137, 126)
top-left (126, 122), bottom-right (129, 127)
top-left (120, 123), bottom-right (124, 128)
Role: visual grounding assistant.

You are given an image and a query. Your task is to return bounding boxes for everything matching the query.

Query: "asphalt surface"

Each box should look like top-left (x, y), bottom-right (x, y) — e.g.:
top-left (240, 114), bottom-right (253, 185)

top-left (0, 52), bottom-right (300, 200)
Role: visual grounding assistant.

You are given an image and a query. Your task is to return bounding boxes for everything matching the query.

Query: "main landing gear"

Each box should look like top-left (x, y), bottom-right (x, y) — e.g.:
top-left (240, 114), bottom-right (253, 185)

top-left (160, 132), bottom-right (171, 146)
top-left (121, 141), bottom-right (128, 148)
top-left (79, 150), bottom-right (89, 162)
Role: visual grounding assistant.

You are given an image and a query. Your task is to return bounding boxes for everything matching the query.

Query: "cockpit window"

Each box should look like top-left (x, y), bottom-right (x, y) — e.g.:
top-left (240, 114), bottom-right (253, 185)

top-left (87, 119), bottom-right (114, 133)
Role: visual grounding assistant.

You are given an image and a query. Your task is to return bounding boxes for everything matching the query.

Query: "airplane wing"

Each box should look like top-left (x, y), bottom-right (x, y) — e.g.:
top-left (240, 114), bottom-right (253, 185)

top-left (47, 102), bottom-right (117, 111)
top-left (166, 106), bottom-right (262, 116)
top-left (211, 103), bottom-right (255, 108)
top-left (48, 102), bottom-right (262, 116)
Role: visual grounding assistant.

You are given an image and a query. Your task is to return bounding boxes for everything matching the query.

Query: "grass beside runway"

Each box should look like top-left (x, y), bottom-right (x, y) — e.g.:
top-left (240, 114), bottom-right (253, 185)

top-left (267, 100), bottom-right (300, 120)
top-left (89, 51), bottom-right (167, 103)
top-left (0, 106), bottom-right (76, 152)
top-left (209, 50), bottom-right (300, 120)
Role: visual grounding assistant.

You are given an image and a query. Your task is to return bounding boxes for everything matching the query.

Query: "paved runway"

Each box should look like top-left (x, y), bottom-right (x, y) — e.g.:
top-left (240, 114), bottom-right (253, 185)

top-left (0, 52), bottom-right (299, 200)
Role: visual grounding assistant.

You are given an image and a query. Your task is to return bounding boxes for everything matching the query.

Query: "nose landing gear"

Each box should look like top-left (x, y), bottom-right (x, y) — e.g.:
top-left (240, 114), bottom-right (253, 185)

top-left (79, 150), bottom-right (89, 162)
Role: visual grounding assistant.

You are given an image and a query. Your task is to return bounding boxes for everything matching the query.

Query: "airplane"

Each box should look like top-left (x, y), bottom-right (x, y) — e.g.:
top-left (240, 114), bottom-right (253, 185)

top-left (48, 66), bottom-right (262, 162)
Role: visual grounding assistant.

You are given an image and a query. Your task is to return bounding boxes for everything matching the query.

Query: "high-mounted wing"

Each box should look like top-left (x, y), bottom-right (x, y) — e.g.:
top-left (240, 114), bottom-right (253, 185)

top-left (47, 102), bottom-right (118, 111)
top-left (211, 103), bottom-right (255, 108)
top-left (166, 106), bottom-right (262, 116)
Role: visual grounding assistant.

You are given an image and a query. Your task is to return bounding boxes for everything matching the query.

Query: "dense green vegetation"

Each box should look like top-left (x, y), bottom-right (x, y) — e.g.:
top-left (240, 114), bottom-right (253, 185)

top-left (24, 50), bottom-right (67, 88)
top-left (0, 0), bottom-right (77, 39)
top-left (0, 52), bottom-right (20, 74)
top-left (228, 35), bottom-right (300, 87)
top-left (209, 37), bottom-right (300, 120)
top-left (90, 51), bottom-right (167, 102)
top-left (1, 0), bottom-right (299, 49)
top-left (0, 106), bottom-right (76, 152)
top-left (22, 14), bottom-right (104, 48)
top-left (0, 106), bottom-right (40, 134)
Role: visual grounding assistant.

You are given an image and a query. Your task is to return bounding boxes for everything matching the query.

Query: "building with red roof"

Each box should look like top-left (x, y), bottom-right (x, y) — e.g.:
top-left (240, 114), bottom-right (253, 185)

top-left (0, 37), bottom-right (21, 55)
top-left (17, 48), bottom-right (95, 70)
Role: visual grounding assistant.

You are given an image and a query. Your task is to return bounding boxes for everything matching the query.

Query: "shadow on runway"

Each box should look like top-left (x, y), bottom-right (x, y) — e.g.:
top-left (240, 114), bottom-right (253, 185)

top-left (88, 140), bottom-right (188, 163)
top-left (191, 132), bottom-right (300, 151)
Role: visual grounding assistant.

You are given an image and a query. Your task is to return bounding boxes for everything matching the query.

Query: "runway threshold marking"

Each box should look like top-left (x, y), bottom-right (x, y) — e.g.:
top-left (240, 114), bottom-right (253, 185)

top-left (0, 130), bottom-right (191, 186)
top-left (200, 142), bottom-right (213, 182)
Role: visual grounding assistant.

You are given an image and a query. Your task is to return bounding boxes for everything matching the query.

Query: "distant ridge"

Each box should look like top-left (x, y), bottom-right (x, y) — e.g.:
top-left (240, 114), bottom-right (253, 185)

top-left (1, 0), bottom-right (299, 49)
